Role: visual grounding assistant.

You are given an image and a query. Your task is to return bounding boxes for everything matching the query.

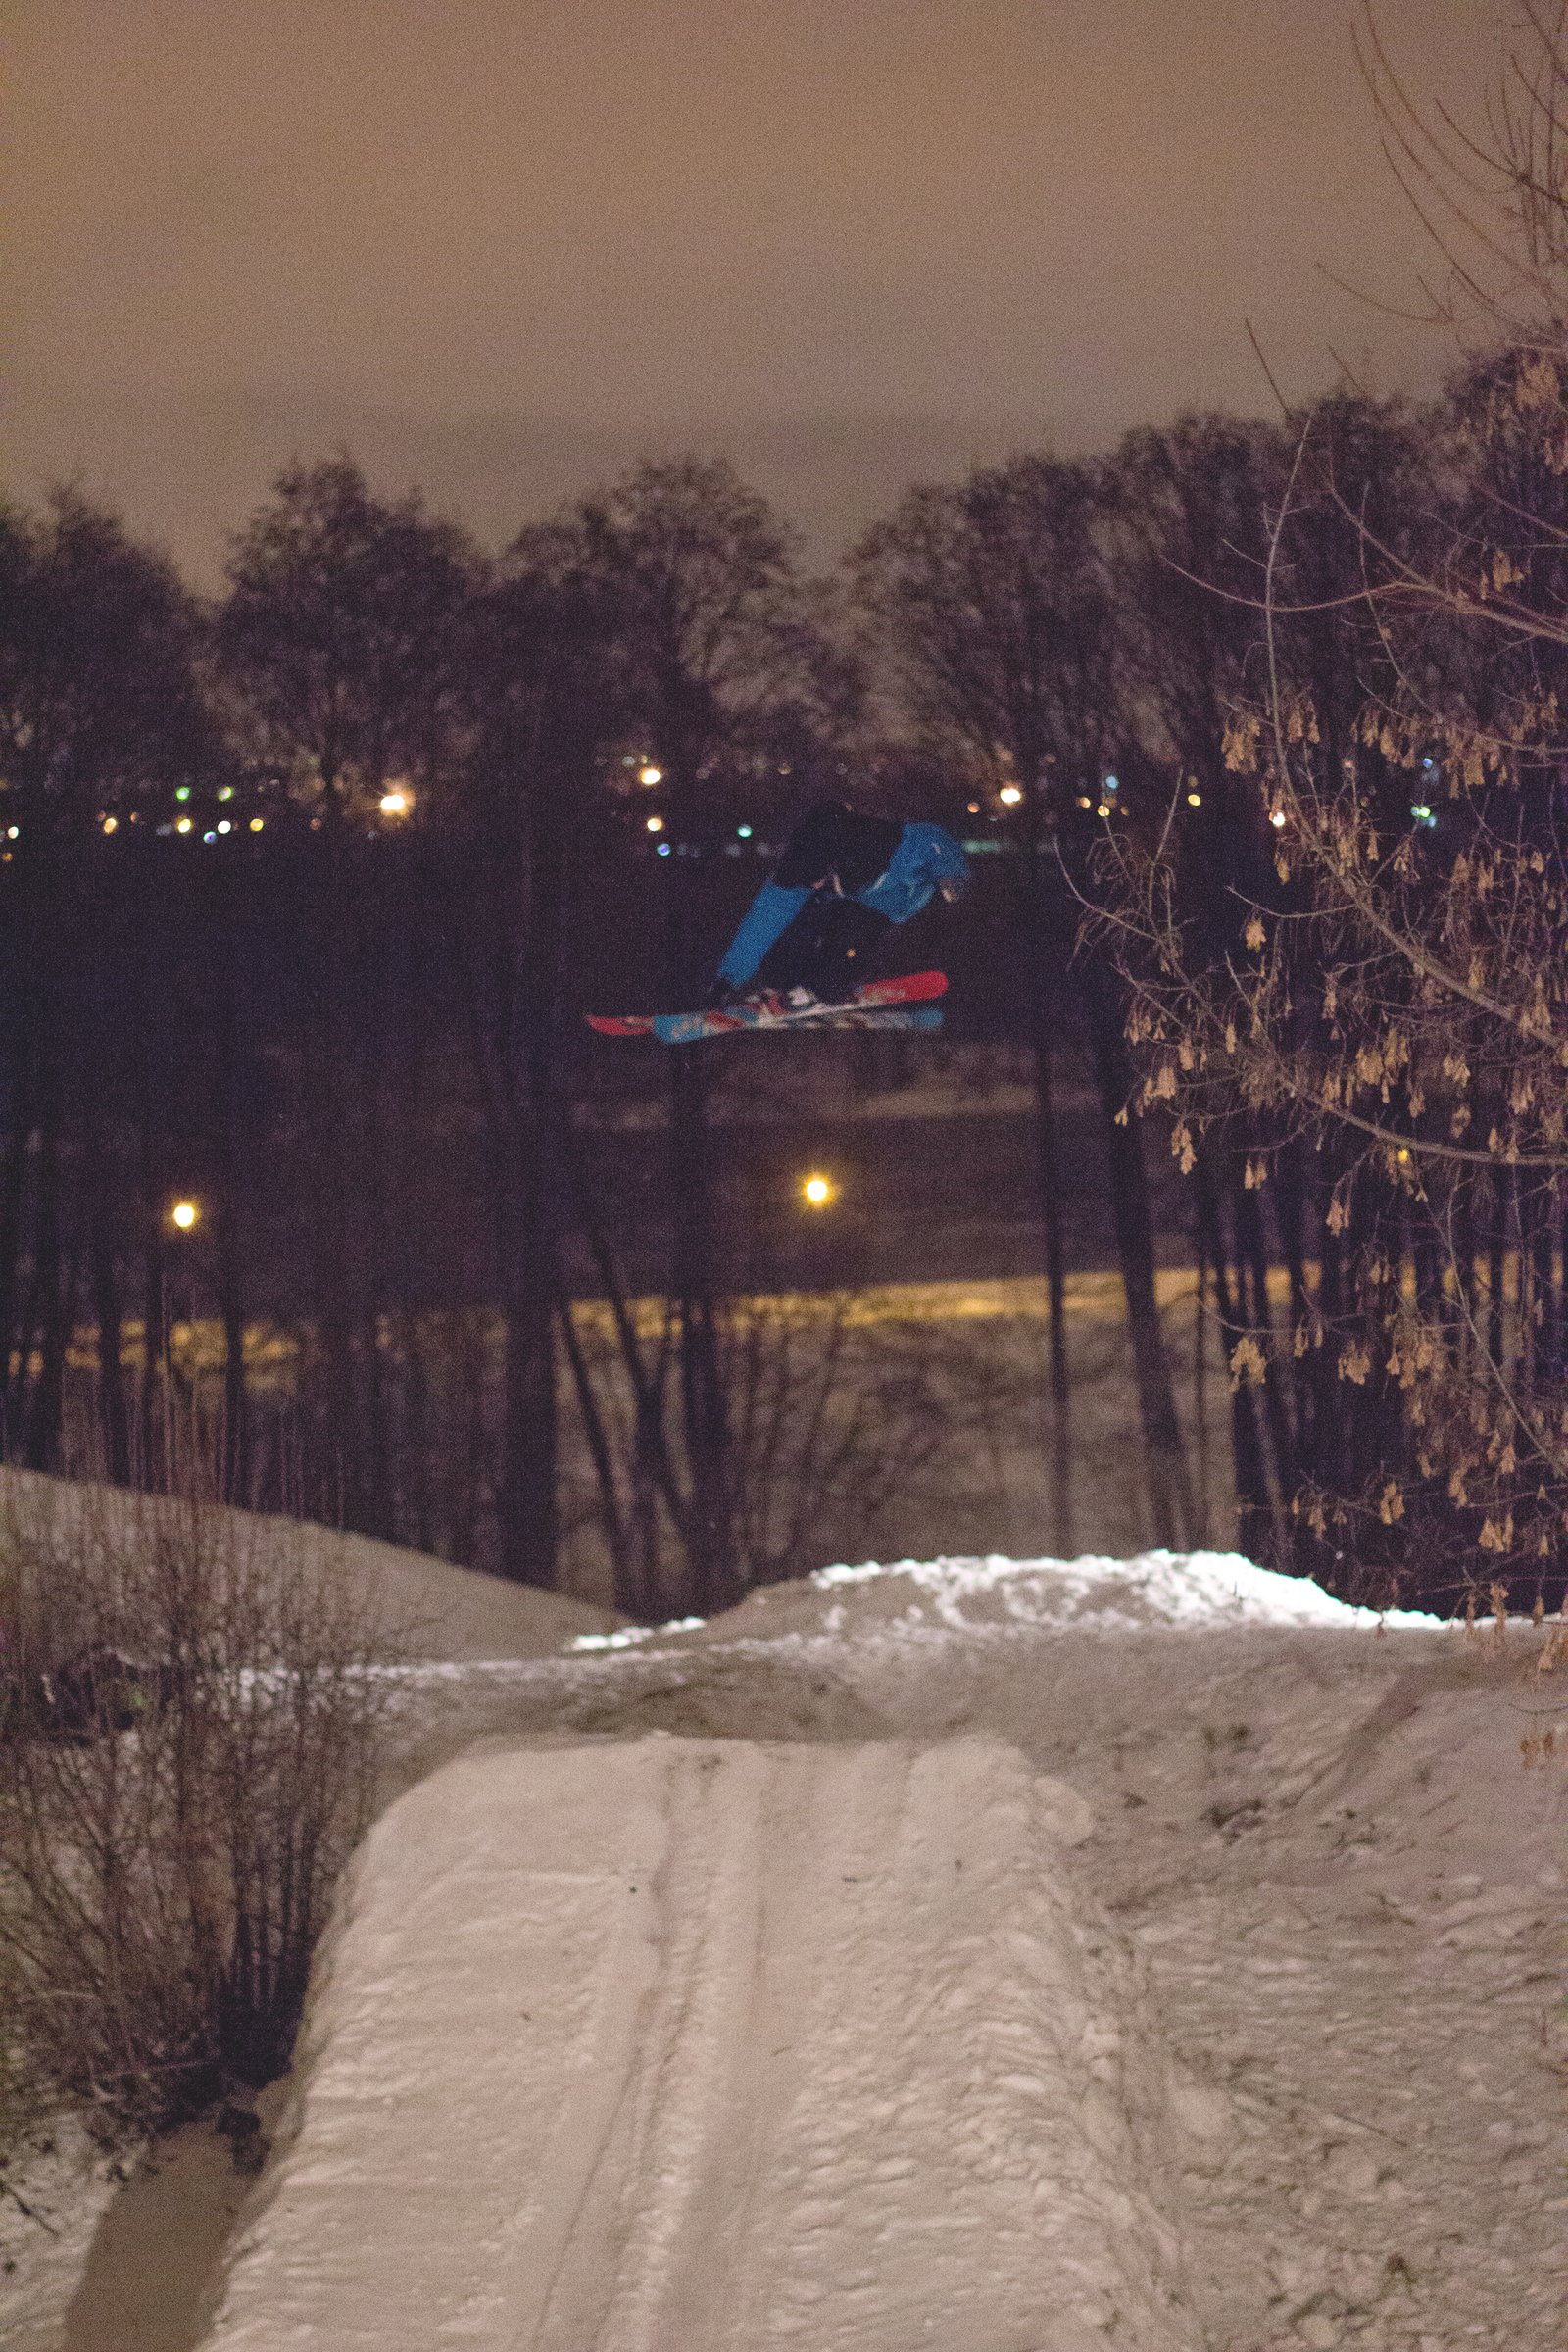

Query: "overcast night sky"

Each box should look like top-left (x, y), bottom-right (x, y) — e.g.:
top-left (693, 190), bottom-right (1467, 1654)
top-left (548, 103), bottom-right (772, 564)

top-left (4, 1), bottom-right (1503, 579)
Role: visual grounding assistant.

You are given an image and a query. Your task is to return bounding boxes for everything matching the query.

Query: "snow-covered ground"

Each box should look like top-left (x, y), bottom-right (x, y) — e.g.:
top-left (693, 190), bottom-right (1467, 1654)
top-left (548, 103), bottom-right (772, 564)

top-left (4, 1542), bottom-right (1566, 2351)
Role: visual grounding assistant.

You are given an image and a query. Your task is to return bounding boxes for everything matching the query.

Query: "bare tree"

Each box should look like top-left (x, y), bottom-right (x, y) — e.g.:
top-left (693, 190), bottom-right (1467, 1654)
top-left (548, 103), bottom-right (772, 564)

top-left (855, 457), bottom-right (1199, 1550)
top-left (0, 493), bottom-right (213, 1479)
top-left (569, 460), bottom-right (813, 1613)
top-left (435, 532), bottom-right (622, 1588)
top-left (1089, 7), bottom-right (1568, 1603)
top-left (216, 461), bottom-right (475, 1541)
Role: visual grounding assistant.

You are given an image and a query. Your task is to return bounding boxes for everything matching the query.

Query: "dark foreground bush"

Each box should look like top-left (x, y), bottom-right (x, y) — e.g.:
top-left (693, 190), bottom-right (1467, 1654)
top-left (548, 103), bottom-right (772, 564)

top-left (0, 1476), bottom-right (405, 2144)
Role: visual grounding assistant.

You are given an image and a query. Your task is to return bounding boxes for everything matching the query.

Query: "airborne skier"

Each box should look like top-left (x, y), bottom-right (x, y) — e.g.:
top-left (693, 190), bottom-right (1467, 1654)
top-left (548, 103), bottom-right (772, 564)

top-left (587, 799), bottom-right (968, 1041)
top-left (711, 799), bottom-right (968, 1005)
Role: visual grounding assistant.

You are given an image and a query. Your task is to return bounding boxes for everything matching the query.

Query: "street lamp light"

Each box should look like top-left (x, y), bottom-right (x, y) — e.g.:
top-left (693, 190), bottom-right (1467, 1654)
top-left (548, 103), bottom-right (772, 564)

top-left (171, 1200), bottom-right (200, 1233)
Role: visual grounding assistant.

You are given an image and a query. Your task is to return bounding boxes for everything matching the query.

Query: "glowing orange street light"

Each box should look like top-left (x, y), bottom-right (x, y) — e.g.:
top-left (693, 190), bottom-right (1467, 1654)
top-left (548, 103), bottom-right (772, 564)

top-left (800, 1171), bottom-right (839, 1210)
top-left (171, 1200), bottom-right (200, 1232)
top-left (638, 763), bottom-right (662, 786)
top-left (998, 783), bottom-right (1023, 807)
top-left (379, 787), bottom-right (412, 817)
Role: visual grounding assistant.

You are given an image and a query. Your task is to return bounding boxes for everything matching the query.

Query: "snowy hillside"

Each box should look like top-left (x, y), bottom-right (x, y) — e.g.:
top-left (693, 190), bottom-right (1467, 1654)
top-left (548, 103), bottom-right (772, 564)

top-left (4, 1542), bottom-right (1564, 2352)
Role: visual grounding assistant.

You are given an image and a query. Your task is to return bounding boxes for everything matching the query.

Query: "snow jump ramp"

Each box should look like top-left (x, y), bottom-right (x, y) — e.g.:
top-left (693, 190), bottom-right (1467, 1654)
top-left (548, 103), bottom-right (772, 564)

top-left (203, 1736), bottom-right (1195, 2350)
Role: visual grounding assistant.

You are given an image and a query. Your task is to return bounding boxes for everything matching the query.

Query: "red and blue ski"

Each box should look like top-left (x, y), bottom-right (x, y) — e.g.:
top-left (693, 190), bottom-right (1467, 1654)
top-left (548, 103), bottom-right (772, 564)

top-left (587, 969), bottom-right (948, 1044)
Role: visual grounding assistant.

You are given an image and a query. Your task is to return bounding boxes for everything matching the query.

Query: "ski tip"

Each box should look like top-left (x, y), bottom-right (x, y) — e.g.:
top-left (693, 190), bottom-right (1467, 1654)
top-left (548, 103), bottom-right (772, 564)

top-left (586, 1014), bottom-right (653, 1037)
top-left (872, 968), bottom-right (947, 1002)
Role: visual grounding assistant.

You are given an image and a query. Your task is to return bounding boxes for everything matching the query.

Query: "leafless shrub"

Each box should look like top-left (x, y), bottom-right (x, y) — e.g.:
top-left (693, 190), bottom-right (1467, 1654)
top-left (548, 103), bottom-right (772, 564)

top-left (0, 1473), bottom-right (405, 2147)
top-left (561, 1291), bottom-right (1037, 1613)
top-left (718, 1293), bottom-right (1002, 1591)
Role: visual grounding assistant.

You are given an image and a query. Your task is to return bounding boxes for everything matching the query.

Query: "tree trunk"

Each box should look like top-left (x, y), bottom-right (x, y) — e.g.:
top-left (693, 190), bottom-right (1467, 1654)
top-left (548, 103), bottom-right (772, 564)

top-left (669, 1049), bottom-right (732, 1613)
top-left (86, 1118), bottom-right (131, 1486)
top-left (214, 974), bottom-right (249, 1503)
top-left (494, 1110), bottom-right (561, 1588)
top-left (138, 1091), bottom-right (170, 1487)
top-left (1028, 1020), bottom-right (1075, 1556)
top-left (1079, 957), bottom-right (1197, 1550)
top-left (1194, 1152), bottom-right (1271, 1560)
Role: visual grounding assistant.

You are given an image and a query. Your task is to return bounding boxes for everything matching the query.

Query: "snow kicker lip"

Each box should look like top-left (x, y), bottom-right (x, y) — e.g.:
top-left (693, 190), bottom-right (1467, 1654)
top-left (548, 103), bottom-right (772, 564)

top-left (204, 1735), bottom-right (1197, 2351)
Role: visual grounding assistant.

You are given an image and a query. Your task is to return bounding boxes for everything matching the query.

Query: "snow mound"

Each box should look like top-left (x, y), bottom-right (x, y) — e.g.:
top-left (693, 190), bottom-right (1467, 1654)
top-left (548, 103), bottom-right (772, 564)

top-left (808, 1549), bottom-right (1441, 1634)
top-left (574, 1549), bottom-right (1445, 1652)
top-left (205, 1736), bottom-right (1196, 2351)
top-left (0, 1466), bottom-right (623, 1661)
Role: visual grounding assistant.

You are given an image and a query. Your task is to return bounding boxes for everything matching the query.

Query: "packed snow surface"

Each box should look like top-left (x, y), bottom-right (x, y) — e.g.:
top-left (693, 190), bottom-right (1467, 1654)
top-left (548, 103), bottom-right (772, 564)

top-left (5, 1530), bottom-right (1563, 2352)
top-left (570, 1548), bottom-right (1446, 1652)
top-left (204, 1737), bottom-right (1195, 2351)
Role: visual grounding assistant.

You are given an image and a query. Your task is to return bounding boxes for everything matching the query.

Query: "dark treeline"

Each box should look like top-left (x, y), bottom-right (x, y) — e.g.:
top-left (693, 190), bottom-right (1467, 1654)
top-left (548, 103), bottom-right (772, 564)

top-left (3, 350), bottom-right (1564, 1614)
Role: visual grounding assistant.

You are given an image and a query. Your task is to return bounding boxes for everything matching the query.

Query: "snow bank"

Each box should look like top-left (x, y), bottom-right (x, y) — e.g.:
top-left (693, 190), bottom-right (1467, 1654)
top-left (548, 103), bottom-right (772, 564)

top-left (204, 1735), bottom-right (1196, 2351)
top-left (572, 1548), bottom-right (1446, 1653)
top-left (0, 1465), bottom-right (622, 1661)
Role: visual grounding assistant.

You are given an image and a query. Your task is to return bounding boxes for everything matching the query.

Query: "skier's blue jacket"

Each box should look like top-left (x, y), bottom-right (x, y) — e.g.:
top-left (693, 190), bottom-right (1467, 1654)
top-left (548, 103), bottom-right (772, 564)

top-left (717, 822), bottom-right (969, 990)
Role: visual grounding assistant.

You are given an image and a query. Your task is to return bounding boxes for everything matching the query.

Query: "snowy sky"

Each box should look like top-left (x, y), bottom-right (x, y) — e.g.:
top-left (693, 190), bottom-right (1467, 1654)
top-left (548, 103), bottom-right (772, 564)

top-left (4, 0), bottom-right (1502, 578)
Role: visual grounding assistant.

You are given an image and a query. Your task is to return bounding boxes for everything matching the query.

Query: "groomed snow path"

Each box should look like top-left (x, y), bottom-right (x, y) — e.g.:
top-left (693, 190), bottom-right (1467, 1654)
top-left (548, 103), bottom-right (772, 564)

top-left (204, 1735), bottom-right (1195, 2352)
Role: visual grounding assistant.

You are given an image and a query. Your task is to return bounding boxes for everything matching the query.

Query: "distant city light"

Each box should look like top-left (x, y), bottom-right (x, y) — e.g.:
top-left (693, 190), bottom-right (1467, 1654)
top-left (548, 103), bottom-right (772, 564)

top-left (639, 764), bottom-right (662, 786)
top-left (1269, 808), bottom-right (1287, 828)
top-left (1187, 791), bottom-right (1202, 808)
top-left (966, 801), bottom-right (980, 814)
top-left (203, 831), bottom-right (216, 843)
top-left (378, 788), bottom-right (412, 817)
top-left (999, 784), bottom-right (1023, 806)
top-left (175, 786), bottom-right (191, 803)
top-left (800, 1171), bottom-right (839, 1209)
top-left (1104, 774), bottom-right (1119, 793)
top-left (171, 1200), bottom-right (199, 1232)
top-left (1410, 803), bottom-right (1437, 827)
top-left (250, 817), bottom-right (265, 832)
top-left (102, 815), bottom-right (118, 833)
top-left (737, 823), bottom-right (753, 839)
top-left (217, 820), bottom-right (232, 834)
top-left (646, 814), bottom-right (665, 832)
top-left (176, 817), bottom-right (192, 834)
top-left (5, 826), bottom-right (17, 840)
top-left (1076, 795), bottom-right (1093, 808)
top-left (657, 842), bottom-right (672, 857)
top-left (1096, 802), bottom-right (1112, 818)
top-left (217, 785), bottom-right (234, 802)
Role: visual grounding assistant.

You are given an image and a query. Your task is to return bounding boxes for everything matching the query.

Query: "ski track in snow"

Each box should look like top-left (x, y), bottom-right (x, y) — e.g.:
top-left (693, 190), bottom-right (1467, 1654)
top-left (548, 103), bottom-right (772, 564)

top-left (204, 1737), bottom-right (1196, 2352)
